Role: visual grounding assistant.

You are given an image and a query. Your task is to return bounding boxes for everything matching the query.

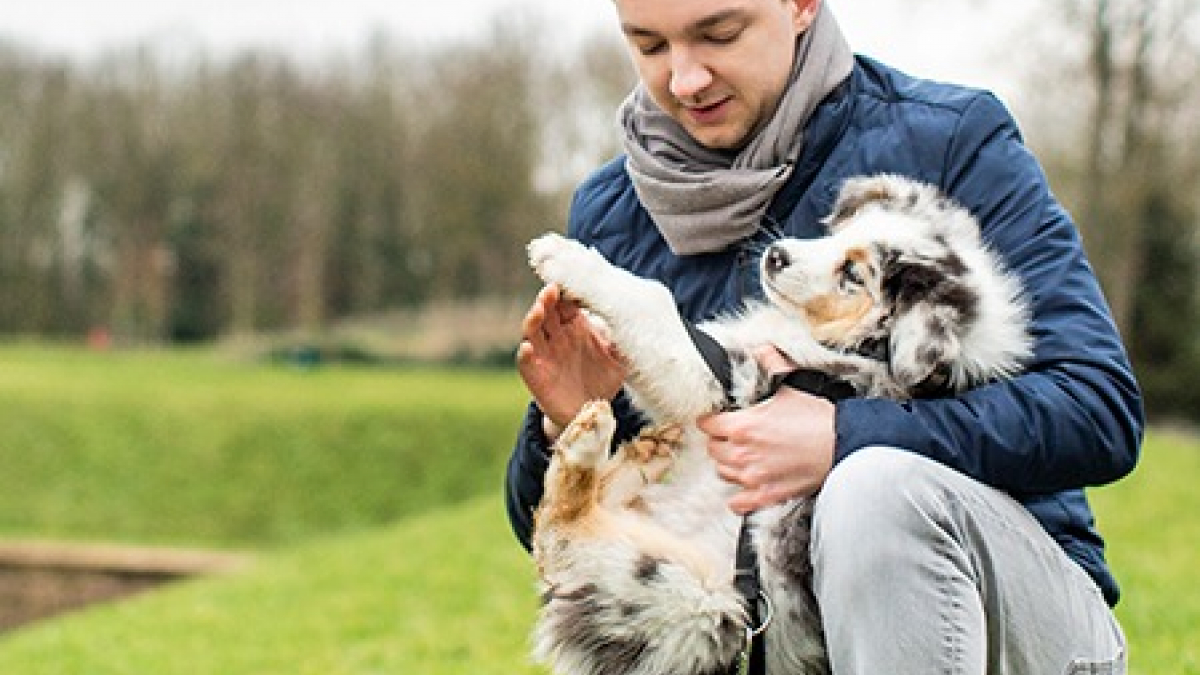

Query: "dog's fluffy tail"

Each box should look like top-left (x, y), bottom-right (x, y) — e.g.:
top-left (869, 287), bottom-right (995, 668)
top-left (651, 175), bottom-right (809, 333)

top-left (533, 538), bottom-right (747, 675)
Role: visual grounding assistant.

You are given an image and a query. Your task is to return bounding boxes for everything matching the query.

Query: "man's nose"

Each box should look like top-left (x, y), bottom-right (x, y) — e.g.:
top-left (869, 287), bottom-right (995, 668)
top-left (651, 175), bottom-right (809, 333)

top-left (669, 48), bottom-right (713, 100)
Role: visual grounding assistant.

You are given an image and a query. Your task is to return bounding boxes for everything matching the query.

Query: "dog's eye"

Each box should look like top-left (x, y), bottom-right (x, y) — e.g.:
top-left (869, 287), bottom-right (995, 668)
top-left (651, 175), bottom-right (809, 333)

top-left (840, 259), bottom-right (863, 287)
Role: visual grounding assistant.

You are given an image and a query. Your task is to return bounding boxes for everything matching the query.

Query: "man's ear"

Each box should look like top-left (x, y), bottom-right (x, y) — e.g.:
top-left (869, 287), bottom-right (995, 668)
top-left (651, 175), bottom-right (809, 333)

top-left (791, 0), bottom-right (821, 33)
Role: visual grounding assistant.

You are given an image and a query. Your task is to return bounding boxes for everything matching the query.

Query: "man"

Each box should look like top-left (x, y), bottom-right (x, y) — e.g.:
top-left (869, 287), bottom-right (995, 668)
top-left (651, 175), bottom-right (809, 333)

top-left (506, 0), bottom-right (1142, 672)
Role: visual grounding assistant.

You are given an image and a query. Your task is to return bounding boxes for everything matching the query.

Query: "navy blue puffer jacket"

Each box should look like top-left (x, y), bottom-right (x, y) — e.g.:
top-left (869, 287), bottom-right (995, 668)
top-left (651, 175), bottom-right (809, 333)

top-left (505, 56), bottom-right (1142, 606)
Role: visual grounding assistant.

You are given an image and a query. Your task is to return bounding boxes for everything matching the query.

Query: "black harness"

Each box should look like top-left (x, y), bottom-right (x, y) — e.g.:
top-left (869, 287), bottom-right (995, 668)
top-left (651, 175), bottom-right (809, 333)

top-left (684, 322), bottom-right (857, 675)
top-left (683, 323), bottom-right (859, 411)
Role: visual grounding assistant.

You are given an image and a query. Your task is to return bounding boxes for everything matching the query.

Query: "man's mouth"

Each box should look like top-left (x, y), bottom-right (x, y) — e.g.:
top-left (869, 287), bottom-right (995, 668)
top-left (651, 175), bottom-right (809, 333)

top-left (691, 99), bottom-right (725, 112)
top-left (684, 97), bottom-right (731, 123)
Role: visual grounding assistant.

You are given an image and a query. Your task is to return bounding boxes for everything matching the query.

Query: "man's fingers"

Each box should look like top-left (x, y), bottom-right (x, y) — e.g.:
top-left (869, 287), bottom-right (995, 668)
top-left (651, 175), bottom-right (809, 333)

top-left (520, 305), bottom-right (547, 344)
top-left (728, 492), bottom-right (758, 515)
top-left (515, 339), bottom-right (539, 368)
top-left (544, 284), bottom-right (584, 323)
top-left (753, 344), bottom-right (799, 376)
top-left (728, 480), bottom-right (792, 515)
top-left (522, 285), bottom-right (573, 345)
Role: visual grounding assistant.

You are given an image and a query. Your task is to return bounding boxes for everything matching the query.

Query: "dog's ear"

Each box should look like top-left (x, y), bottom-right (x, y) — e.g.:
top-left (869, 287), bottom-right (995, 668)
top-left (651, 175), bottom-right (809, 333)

top-left (827, 176), bottom-right (899, 229)
top-left (888, 306), bottom-right (960, 393)
top-left (882, 255), bottom-right (973, 393)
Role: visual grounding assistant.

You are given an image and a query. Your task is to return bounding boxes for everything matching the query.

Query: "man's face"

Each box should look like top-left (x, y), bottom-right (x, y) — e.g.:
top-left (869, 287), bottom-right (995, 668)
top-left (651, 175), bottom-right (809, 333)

top-left (616, 0), bottom-right (818, 150)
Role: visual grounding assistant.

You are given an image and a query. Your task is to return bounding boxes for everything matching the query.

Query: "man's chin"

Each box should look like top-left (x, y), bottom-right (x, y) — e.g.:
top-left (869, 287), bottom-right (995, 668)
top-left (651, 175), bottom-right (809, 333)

top-left (685, 125), bottom-right (751, 152)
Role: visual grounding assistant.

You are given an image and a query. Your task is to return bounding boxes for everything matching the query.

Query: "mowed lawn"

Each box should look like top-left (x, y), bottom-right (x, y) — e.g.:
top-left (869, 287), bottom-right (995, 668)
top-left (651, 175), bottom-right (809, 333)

top-left (0, 345), bottom-right (1195, 673)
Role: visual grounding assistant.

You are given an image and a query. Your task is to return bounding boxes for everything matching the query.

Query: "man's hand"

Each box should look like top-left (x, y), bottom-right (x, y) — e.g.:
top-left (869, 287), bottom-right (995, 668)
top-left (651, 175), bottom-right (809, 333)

top-left (516, 284), bottom-right (628, 437)
top-left (699, 347), bottom-right (836, 514)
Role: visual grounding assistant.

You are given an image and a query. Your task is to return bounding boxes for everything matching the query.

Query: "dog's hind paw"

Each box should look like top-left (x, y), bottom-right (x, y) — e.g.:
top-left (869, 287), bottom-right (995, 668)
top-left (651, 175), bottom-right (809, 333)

top-left (556, 400), bottom-right (617, 468)
top-left (623, 423), bottom-right (683, 484)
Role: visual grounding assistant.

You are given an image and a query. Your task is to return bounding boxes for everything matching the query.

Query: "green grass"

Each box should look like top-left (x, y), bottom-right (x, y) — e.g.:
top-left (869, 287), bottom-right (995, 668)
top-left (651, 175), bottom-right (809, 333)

top-left (0, 497), bottom-right (548, 675)
top-left (1092, 430), bottom-right (1200, 674)
top-left (0, 344), bottom-right (527, 546)
top-left (0, 434), bottom-right (1192, 675)
top-left (0, 345), bottom-right (1194, 673)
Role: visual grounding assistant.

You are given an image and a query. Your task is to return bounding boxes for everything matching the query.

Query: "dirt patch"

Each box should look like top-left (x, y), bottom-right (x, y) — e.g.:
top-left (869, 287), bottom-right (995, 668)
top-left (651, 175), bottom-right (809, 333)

top-left (0, 541), bottom-right (251, 632)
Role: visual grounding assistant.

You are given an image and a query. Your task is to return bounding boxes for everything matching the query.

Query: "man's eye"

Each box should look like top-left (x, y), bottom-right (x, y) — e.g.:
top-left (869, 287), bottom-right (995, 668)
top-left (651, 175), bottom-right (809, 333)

top-left (635, 39), bottom-right (667, 56)
top-left (706, 28), bottom-right (742, 45)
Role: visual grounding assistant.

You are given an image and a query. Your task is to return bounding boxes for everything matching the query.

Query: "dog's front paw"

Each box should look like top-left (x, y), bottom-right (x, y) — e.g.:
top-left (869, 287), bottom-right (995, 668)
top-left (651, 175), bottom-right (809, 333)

top-left (527, 233), bottom-right (605, 296)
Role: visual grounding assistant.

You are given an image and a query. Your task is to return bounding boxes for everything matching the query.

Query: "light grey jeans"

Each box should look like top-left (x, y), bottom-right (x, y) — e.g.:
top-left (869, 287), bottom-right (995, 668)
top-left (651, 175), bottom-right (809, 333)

top-left (810, 447), bottom-right (1127, 675)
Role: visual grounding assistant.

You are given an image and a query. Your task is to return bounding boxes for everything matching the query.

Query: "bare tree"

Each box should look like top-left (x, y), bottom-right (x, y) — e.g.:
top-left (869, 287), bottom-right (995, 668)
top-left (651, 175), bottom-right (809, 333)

top-left (1020, 0), bottom-right (1200, 418)
top-left (79, 51), bottom-right (181, 344)
top-left (536, 29), bottom-right (636, 204)
top-left (1060, 0), bottom-right (1200, 332)
top-left (409, 15), bottom-right (556, 301)
top-left (0, 16), bottom-right (638, 348)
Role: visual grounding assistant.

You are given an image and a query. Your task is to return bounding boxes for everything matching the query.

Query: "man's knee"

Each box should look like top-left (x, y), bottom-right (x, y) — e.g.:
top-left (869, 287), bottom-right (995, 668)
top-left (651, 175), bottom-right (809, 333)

top-left (810, 446), bottom-right (952, 573)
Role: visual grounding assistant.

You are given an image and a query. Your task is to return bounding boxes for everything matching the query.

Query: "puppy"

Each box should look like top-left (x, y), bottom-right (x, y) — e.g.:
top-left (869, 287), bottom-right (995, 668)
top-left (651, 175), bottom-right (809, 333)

top-left (527, 175), bottom-right (1032, 675)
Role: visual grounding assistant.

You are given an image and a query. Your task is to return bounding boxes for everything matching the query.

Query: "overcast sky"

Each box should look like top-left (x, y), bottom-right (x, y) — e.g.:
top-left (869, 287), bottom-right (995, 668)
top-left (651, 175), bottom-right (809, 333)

top-left (1, 0), bottom-right (1037, 101)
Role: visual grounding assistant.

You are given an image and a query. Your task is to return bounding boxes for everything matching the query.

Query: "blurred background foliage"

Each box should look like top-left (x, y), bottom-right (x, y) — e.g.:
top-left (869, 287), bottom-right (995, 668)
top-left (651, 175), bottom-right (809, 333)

top-left (0, 0), bottom-right (1196, 422)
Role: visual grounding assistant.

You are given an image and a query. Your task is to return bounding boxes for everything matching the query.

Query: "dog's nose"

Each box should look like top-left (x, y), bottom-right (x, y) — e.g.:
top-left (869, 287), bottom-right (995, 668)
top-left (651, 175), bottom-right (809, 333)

top-left (765, 245), bottom-right (791, 276)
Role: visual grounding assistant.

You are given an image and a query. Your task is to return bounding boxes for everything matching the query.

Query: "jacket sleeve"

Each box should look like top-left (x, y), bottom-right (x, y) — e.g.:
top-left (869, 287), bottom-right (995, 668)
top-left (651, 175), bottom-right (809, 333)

top-left (504, 403), bottom-right (554, 552)
top-left (833, 93), bottom-right (1143, 493)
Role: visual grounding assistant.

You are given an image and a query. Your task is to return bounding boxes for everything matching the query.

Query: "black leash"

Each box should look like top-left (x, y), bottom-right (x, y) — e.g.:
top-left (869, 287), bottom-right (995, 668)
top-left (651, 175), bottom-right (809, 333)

top-left (732, 522), bottom-right (769, 675)
top-left (731, 368), bottom-right (854, 675)
top-left (682, 322), bottom-right (857, 675)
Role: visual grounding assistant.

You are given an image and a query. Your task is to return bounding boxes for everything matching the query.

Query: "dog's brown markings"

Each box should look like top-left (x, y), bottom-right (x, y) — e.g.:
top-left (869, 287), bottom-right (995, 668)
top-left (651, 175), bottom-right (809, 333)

top-left (829, 183), bottom-right (894, 223)
top-left (626, 424), bottom-right (682, 464)
top-left (844, 246), bottom-right (872, 269)
top-left (536, 405), bottom-right (612, 528)
top-left (624, 496), bottom-right (650, 514)
top-left (552, 582), bottom-right (598, 603)
top-left (804, 291), bottom-right (877, 346)
top-left (540, 465), bottom-right (597, 526)
top-left (604, 423), bottom-right (682, 511)
top-left (800, 246), bottom-right (888, 345)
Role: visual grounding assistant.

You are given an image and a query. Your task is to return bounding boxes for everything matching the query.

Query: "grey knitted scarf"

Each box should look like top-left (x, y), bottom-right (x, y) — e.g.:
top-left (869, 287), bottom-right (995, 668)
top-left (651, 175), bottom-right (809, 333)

top-left (619, 4), bottom-right (853, 255)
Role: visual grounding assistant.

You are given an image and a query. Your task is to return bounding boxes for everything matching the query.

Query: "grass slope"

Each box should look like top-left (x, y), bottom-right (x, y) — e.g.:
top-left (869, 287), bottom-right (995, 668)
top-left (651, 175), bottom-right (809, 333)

top-left (0, 496), bottom-right (547, 675)
top-left (0, 345), bottom-right (527, 546)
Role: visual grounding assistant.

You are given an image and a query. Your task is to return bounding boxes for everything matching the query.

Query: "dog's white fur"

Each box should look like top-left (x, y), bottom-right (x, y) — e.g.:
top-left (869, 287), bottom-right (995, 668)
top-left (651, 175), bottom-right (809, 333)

top-left (527, 175), bottom-right (1032, 675)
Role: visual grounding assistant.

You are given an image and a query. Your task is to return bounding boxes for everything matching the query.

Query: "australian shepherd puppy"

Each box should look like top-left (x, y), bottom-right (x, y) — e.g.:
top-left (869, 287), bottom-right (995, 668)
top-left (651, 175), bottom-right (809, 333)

top-left (526, 175), bottom-right (1033, 675)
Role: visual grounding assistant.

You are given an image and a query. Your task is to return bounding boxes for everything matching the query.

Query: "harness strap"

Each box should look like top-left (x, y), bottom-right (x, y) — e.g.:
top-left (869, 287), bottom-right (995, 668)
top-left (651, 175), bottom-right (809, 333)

top-left (682, 321), bottom-right (857, 675)
top-left (684, 322), bottom-right (736, 410)
top-left (764, 368), bottom-right (857, 403)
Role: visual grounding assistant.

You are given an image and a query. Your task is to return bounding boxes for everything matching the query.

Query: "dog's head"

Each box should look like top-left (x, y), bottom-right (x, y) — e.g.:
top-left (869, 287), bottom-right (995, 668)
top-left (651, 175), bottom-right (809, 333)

top-left (760, 174), bottom-right (1032, 394)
